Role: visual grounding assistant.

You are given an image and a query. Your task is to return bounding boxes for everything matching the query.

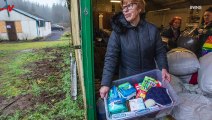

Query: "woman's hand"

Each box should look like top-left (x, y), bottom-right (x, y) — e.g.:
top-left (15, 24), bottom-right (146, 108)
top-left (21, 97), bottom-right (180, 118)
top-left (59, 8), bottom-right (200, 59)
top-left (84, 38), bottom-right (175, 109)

top-left (162, 69), bottom-right (171, 82)
top-left (99, 86), bottom-right (110, 98)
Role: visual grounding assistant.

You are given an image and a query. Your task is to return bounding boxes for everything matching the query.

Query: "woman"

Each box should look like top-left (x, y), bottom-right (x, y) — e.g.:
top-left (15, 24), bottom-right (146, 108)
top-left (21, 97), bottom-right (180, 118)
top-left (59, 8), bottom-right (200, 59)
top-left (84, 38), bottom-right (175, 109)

top-left (99, 0), bottom-right (170, 98)
top-left (161, 16), bottom-right (182, 50)
top-left (195, 7), bottom-right (212, 57)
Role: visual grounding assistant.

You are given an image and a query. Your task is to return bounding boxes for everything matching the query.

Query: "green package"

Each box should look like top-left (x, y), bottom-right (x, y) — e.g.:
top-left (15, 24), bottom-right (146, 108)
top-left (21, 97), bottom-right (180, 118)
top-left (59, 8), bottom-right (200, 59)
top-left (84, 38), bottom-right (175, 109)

top-left (141, 76), bottom-right (157, 91)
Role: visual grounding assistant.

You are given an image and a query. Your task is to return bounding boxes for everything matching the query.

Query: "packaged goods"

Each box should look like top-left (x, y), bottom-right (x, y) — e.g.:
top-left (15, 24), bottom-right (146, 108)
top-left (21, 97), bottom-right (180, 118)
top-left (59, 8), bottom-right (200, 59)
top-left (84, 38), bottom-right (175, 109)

top-left (108, 86), bottom-right (120, 101)
top-left (145, 87), bottom-right (173, 106)
top-left (144, 99), bottom-right (156, 108)
top-left (118, 82), bottom-right (136, 100)
top-left (104, 70), bottom-right (179, 120)
top-left (108, 86), bottom-right (128, 114)
top-left (129, 98), bottom-right (146, 111)
top-left (134, 83), bottom-right (147, 99)
top-left (141, 76), bottom-right (158, 91)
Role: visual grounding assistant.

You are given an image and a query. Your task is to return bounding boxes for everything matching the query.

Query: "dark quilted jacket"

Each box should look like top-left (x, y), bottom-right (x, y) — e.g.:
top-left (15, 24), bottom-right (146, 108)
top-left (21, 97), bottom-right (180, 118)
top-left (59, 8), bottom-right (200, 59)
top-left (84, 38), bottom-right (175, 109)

top-left (101, 12), bottom-right (168, 87)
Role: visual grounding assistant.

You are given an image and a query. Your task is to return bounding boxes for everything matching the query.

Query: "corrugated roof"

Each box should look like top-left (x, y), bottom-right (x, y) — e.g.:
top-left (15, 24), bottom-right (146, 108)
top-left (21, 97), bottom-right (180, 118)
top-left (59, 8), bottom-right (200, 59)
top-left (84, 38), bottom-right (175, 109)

top-left (13, 8), bottom-right (44, 21)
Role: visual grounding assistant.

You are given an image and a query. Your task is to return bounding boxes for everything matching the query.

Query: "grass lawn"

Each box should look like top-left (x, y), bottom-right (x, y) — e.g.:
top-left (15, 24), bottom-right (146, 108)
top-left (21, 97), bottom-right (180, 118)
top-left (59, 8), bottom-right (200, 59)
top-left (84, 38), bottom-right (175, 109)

top-left (0, 36), bottom-right (85, 119)
top-left (0, 41), bottom-right (69, 51)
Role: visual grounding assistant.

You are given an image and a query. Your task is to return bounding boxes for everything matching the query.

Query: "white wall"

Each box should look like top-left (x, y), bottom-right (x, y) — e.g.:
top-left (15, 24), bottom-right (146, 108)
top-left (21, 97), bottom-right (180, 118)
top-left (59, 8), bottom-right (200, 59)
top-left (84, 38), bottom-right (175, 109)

top-left (19, 20), bottom-right (37, 40)
top-left (0, 33), bottom-right (7, 40)
top-left (0, 10), bottom-right (41, 40)
top-left (39, 22), bottom-right (51, 37)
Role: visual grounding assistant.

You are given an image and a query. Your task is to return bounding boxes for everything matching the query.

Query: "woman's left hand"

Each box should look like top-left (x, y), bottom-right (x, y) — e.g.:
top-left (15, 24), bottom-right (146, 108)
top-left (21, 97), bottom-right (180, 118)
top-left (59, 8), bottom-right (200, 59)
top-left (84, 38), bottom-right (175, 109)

top-left (162, 69), bottom-right (171, 82)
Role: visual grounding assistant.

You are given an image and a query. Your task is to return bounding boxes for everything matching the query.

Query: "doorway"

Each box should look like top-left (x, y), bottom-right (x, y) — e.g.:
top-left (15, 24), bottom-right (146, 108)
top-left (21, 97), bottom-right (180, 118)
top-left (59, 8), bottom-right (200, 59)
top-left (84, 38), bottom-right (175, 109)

top-left (6, 21), bottom-right (18, 41)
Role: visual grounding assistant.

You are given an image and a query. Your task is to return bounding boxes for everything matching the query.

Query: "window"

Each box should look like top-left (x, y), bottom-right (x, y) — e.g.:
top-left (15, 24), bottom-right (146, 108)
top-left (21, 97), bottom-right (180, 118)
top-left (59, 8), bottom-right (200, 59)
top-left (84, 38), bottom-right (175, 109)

top-left (37, 20), bottom-right (45, 27)
top-left (0, 21), bottom-right (6, 33)
top-left (15, 21), bottom-right (22, 33)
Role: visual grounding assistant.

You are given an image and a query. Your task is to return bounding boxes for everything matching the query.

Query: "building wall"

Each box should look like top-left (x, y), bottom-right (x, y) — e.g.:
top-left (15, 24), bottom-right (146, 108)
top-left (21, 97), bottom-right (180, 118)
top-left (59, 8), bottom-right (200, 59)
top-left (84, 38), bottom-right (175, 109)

top-left (93, 2), bottom-right (211, 31)
top-left (0, 10), bottom-right (43, 40)
top-left (94, 0), bottom-right (112, 12)
top-left (39, 22), bottom-right (51, 37)
top-left (19, 20), bottom-right (37, 40)
top-left (146, 5), bottom-right (212, 30)
top-left (146, 8), bottom-right (189, 30)
top-left (36, 21), bottom-right (51, 37)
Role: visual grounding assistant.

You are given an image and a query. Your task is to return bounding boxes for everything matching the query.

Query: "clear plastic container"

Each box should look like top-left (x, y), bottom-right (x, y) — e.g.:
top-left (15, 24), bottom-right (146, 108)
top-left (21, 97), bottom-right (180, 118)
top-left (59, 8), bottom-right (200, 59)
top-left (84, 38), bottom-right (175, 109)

top-left (97, 98), bottom-right (107, 120)
top-left (104, 69), bottom-right (180, 120)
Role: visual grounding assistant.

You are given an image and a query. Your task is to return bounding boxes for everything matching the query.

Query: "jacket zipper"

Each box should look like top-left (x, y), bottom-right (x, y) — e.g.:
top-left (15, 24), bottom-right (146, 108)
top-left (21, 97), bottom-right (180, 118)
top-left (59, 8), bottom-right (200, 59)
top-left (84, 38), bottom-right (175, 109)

top-left (135, 28), bottom-right (142, 72)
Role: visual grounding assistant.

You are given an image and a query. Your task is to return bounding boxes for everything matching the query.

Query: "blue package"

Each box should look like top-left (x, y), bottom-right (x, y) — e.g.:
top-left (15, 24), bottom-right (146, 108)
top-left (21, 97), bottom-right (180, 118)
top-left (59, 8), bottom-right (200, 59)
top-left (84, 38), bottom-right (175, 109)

top-left (108, 86), bottom-right (120, 101)
top-left (145, 87), bottom-right (173, 106)
top-left (108, 86), bottom-right (128, 114)
top-left (118, 82), bottom-right (136, 100)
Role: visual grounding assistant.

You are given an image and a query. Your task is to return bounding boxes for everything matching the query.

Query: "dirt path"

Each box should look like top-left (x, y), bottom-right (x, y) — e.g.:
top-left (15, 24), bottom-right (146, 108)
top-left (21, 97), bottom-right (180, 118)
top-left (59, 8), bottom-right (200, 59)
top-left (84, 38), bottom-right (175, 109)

top-left (0, 94), bottom-right (34, 116)
top-left (0, 48), bottom-right (65, 117)
top-left (44, 31), bottom-right (64, 41)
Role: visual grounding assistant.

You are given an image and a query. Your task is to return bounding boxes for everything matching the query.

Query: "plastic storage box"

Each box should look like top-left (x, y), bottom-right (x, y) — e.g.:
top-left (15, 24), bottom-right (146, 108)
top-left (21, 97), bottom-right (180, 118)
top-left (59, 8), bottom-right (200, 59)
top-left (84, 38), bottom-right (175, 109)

top-left (104, 69), bottom-right (179, 120)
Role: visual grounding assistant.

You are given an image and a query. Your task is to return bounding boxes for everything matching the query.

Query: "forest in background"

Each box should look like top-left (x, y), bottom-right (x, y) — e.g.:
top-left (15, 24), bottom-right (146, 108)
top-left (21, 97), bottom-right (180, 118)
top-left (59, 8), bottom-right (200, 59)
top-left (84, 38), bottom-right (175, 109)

top-left (0, 0), bottom-right (70, 25)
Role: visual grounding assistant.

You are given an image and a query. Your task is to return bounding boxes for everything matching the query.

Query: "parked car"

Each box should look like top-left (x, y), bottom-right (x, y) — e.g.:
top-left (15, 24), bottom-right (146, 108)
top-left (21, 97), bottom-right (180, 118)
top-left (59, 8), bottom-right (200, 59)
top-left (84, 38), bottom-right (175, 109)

top-left (51, 24), bottom-right (64, 31)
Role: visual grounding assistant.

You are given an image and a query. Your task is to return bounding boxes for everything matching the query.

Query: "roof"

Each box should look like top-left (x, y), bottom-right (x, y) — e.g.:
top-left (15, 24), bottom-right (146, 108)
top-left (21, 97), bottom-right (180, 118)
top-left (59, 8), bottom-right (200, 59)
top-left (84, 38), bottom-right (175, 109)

top-left (13, 8), bottom-right (44, 21)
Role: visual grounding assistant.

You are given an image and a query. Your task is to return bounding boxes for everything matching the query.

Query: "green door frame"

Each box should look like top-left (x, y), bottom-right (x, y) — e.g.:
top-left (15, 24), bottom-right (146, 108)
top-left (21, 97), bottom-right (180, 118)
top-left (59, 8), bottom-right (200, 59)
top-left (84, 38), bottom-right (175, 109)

top-left (80, 0), bottom-right (96, 120)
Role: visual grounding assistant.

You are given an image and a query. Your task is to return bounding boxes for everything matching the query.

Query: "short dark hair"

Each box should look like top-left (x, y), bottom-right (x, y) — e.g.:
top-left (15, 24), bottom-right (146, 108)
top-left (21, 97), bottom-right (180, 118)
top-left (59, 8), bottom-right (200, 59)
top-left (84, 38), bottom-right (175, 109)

top-left (205, 7), bottom-right (212, 13)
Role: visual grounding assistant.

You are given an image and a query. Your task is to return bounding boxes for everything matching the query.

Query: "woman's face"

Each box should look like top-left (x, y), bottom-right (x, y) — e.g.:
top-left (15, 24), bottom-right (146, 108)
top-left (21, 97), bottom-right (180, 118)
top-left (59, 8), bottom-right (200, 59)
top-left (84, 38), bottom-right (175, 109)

top-left (172, 19), bottom-right (181, 29)
top-left (122, 0), bottom-right (142, 23)
top-left (204, 11), bottom-right (212, 24)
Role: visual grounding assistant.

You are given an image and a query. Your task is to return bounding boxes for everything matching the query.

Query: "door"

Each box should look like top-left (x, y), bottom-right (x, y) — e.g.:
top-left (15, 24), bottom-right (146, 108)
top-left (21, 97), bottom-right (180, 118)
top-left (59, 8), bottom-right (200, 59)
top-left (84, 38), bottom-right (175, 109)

top-left (6, 21), bottom-right (17, 41)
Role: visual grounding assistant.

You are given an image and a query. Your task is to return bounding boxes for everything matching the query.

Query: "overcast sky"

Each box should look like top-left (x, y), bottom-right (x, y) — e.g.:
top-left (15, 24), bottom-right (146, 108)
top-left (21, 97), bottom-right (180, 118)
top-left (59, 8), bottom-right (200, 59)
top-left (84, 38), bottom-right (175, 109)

top-left (26, 0), bottom-right (65, 7)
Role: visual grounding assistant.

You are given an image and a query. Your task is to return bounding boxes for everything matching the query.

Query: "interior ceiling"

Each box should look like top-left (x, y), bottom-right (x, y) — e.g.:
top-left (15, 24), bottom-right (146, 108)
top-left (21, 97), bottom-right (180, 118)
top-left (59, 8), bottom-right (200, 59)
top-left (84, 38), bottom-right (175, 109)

top-left (146, 0), bottom-right (212, 11)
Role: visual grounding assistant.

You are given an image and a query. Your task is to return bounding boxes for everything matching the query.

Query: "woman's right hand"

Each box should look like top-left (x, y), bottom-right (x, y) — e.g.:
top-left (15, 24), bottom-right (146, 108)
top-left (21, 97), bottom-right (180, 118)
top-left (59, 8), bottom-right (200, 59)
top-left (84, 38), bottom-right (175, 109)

top-left (99, 86), bottom-right (110, 99)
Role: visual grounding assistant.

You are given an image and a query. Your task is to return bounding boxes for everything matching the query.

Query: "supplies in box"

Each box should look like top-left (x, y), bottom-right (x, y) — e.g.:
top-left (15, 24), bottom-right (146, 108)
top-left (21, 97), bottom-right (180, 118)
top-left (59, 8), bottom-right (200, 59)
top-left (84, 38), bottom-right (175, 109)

top-left (104, 69), bottom-right (179, 120)
top-left (129, 98), bottom-right (146, 111)
top-left (108, 86), bottom-right (128, 114)
top-left (145, 87), bottom-right (173, 106)
top-left (118, 82), bottom-right (136, 100)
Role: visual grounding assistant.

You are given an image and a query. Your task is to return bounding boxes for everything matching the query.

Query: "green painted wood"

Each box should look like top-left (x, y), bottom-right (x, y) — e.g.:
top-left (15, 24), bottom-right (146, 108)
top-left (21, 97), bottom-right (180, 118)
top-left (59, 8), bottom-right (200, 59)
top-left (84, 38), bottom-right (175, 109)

top-left (80, 0), bottom-right (96, 119)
